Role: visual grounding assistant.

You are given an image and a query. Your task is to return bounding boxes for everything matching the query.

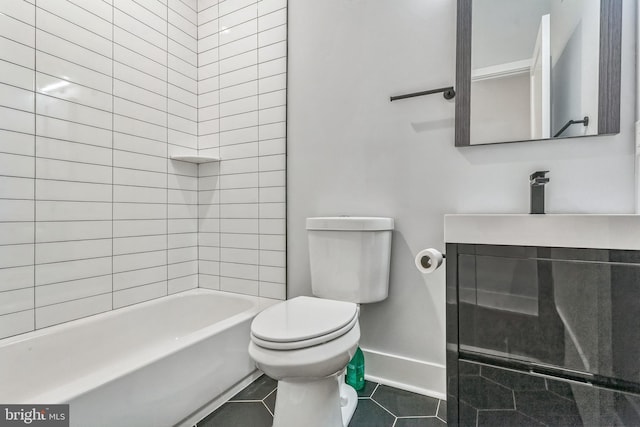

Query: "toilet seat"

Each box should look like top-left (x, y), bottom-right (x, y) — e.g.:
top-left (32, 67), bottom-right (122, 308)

top-left (251, 296), bottom-right (359, 350)
top-left (251, 315), bottom-right (358, 350)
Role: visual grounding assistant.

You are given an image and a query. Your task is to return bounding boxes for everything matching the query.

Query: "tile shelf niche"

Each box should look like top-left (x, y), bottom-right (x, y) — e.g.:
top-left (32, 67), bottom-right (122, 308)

top-left (170, 155), bottom-right (221, 164)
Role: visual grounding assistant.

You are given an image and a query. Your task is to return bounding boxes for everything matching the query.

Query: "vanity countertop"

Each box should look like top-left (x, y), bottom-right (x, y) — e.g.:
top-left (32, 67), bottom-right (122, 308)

top-left (444, 214), bottom-right (640, 250)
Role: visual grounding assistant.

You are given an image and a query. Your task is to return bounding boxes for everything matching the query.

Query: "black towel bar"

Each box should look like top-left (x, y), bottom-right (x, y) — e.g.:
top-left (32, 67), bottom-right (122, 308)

top-left (390, 86), bottom-right (456, 102)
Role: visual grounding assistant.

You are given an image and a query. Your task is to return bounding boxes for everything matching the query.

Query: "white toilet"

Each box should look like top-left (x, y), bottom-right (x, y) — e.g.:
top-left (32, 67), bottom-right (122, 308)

top-left (248, 216), bottom-right (394, 427)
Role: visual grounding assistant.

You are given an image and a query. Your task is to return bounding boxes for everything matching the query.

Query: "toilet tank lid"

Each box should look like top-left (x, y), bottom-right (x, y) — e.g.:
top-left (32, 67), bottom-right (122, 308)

top-left (306, 217), bottom-right (394, 231)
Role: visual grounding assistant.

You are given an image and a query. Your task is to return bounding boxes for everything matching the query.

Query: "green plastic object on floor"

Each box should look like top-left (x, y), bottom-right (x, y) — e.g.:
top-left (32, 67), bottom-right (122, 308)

top-left (346, 346), bottom-right (365, 390)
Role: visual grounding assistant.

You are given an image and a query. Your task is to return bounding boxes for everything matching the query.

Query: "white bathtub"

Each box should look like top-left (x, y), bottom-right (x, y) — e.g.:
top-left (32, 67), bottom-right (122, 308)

top-left (0, 289), bottom-right (277, 427)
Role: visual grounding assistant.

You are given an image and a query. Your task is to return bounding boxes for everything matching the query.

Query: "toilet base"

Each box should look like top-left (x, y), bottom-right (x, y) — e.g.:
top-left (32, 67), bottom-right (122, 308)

top-left (273, 373), bottom-right (358, 427)
top-left (340, 380), bottom-right (358, 426)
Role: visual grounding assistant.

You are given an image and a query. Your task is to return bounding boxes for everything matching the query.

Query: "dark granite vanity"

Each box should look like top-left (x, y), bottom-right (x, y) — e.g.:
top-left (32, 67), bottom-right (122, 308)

top-left (445, 243), bottom-right (640, 426)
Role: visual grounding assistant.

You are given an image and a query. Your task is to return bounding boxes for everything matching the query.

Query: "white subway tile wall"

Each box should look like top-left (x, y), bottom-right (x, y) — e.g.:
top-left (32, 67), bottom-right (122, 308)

top-left (198, 0), bottom-right (286, 299)
top-left (0, 0), bottom-right (35, 339)
top-left (0, 0), bottom-right (286, 340)
top-left (112, 0), bottom-right (168, 310)
top-left (167, 0), bottom-right (199, 297)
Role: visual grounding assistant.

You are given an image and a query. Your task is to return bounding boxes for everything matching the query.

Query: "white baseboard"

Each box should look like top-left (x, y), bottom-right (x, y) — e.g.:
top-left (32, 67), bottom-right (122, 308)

top-left (361, 348), bottom-right (446, 400)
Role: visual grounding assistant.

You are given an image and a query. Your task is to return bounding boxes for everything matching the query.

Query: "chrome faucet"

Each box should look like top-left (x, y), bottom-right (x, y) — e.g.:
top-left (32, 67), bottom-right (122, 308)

top-left (529, 171), bottom-right (549, 214)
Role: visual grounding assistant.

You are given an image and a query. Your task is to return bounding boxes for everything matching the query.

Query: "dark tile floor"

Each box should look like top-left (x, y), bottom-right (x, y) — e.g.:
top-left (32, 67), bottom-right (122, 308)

top-left (197, 374), bottom-right (446, 427)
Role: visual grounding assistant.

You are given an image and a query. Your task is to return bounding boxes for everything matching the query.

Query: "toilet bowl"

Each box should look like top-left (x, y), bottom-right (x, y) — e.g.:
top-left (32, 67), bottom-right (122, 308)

top-left (249, 296), bottom-right (360, 427)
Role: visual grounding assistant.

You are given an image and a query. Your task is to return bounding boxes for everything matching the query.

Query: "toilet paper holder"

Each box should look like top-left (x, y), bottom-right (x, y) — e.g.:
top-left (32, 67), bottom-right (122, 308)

top-left (415, 248), bottom-right (446, 274)
top-left (418, 252), bottom-right (446, 269)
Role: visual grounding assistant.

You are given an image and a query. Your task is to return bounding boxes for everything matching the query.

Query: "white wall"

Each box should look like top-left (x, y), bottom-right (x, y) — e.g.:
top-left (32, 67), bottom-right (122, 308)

top-left (287, 0), bottom-right (636, 397)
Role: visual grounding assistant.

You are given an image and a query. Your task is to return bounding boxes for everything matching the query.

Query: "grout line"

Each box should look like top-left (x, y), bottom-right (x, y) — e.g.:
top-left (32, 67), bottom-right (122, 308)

top-left (283, 0), bottom-right (288, 300)
top-left (201, 87), bottom-right (286, 106)
top-left (1, 215), bottom-right (219, 224)
top-left (261, 388), bottom-right (277, 418)
top-left (111, 0), bottom-right (115, 312)
top-left (201, 246), bottom-right (284, 253)
top-left (215, 0), bottom-right (221, 289)
top-left (371, 383), bottom-right (381, 397)
top-left (370, 395), bottom-right (398, 419)
top-left (396, 415), bottom-right (443, 419)
top-left (200, 69), bottom-right (285, 90)
top-left (182, 20), bottom-right (287, 57)
top-left (215, 275), bottom-right (284, 285)
top-left (37, 5), bottom-right (112, 43)
top-left (210, 37), bottom-right (287, 66)
top-left (194, 0), bottom-right (200, 290)
top-left (0, 176), bottom-right (205, 191)
top-left (166, 0), bottom-right (169, 298)
top-left (0, 234), bottom-right (199, 249)
top-left (28, 275), bottom-right (176, 311)
top-left (200, 53), bottom-right (286, 81)
top-left (178, 0), bottom-right (196, 14)
top-left (167, 15), bottom-right (198, 44)
top-left (32, 0), bottom-right (37, 332)
top-left (32, 47), bottom-right (197, 90)
top-left (256, 10), bottom-right (262, 295)
top-left (261, 400), bottom-right (274, 418)
top-left (126, 0), bottom-right (171, 28)
top-left (58, 0), bottom-right (112, 26)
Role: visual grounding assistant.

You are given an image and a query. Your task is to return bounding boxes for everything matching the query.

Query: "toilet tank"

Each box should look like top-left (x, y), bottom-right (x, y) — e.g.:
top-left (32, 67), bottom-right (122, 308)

top-left (306, 217), bottom-right (394, 303)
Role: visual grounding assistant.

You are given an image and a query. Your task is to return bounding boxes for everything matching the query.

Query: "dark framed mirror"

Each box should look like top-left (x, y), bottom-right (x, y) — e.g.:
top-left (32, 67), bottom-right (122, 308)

top-left (455, 0), bottom-right (622, 147)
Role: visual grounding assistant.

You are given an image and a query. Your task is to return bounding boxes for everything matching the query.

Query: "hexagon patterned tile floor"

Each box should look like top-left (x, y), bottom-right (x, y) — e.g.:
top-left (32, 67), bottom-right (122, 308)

top-left (196, 375), bottom-right (447, 427)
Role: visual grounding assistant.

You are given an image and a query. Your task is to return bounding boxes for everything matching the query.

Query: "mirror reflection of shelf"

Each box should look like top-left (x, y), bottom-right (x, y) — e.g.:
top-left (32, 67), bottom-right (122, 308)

top-left (170, 155), bottom-right (221, 164)
top-left (471, 59), bottom-right (532, 82)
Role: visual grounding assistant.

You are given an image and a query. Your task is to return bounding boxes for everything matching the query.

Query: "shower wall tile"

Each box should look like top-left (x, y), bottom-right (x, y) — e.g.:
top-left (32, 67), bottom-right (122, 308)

top-left (36, 293), bottom-right (112, 329)
top-left (0, 0), bottom-right (210, 339)
top-left (0, 0), bottom-right (287, 339)
top-left (112, 0), bottom-right (167, 309)
top-left (33, 0), bottom-right (113, 330)
top-left (168, 161), bottom-right (199, 294)
top-left (198, 2), bottom-right (221, 291)
top-left (168, 3), bottom-right (199, 294)
top-left (113, 280), bottom-right (167, 309)
top-left (0, 0), bottom-right (36, 338)
top-left (197, 0), bottom-right (286, 299)
top-left (257, 0), bottom-right (286, 300)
